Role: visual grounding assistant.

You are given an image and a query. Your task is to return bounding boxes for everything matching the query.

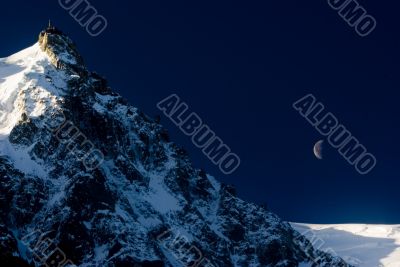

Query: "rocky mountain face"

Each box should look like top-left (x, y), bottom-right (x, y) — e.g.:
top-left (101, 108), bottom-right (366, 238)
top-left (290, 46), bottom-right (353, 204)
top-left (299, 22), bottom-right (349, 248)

top-left (0, 27), bottom-right (351, 267)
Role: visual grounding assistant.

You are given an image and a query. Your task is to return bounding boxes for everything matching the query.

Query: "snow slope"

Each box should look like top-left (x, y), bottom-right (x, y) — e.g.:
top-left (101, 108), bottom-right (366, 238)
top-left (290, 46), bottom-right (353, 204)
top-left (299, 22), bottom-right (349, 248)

top-left (291, 223), bottom-right (400, 267)
top-left (0, 43), bottom-right (52, 136)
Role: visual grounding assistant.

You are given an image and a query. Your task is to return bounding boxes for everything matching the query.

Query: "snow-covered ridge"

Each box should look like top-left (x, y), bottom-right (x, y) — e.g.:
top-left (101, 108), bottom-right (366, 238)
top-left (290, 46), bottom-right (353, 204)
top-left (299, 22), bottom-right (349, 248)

top-left (291, 223), bottom-right (400, 267)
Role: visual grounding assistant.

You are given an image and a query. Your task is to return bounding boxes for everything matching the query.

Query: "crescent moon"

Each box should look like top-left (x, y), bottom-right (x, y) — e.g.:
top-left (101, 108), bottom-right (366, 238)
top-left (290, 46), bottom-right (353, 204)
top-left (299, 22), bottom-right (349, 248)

top-left (313, 140), bottom-right (324, 160)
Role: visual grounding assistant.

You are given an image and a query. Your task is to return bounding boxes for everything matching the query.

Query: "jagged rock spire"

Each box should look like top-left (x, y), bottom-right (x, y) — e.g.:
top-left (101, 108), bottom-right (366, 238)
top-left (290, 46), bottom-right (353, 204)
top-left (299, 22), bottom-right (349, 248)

top-left (38, 25), bottom-right (86, 75)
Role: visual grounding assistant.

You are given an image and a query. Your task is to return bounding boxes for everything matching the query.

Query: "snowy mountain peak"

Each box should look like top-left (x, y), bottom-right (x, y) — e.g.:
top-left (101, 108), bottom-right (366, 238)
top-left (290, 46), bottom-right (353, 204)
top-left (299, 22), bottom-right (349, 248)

top-left (0, 26), bottom-right (104, 138)
top-left (0, 28), bottom-right (352, 266)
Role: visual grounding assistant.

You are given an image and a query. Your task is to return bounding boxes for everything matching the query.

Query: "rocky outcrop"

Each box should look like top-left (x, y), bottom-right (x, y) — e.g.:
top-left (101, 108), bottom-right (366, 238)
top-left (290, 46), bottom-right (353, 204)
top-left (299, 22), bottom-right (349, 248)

top-left (39, 26), bottom-right (86, 76)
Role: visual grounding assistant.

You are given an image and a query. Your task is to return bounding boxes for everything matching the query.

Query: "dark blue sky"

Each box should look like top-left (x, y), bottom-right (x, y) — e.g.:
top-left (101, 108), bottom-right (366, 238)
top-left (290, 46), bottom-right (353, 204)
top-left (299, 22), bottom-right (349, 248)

top-left (1, 0), bottom-right (399, 223)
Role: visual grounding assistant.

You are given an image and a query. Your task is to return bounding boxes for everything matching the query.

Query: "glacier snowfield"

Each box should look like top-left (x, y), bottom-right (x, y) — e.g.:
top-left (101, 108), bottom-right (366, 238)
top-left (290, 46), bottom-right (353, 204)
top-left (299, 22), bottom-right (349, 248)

top-left (291, 223), bottom-right (400, 267)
